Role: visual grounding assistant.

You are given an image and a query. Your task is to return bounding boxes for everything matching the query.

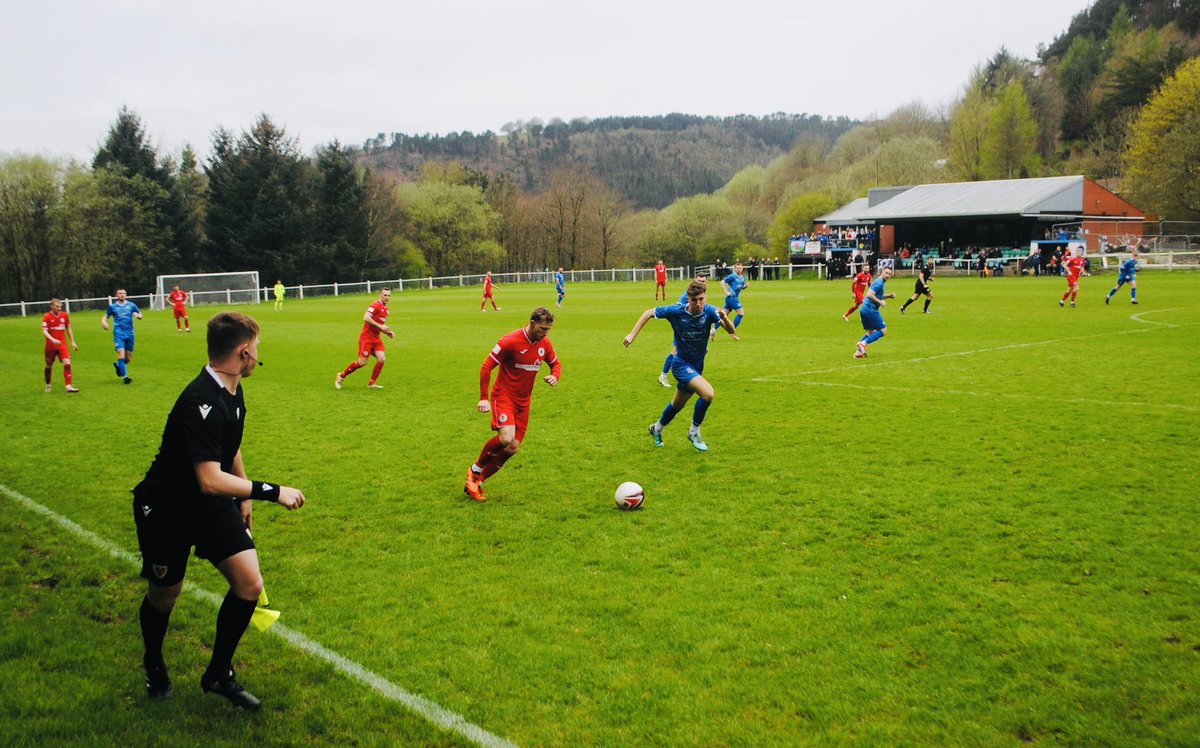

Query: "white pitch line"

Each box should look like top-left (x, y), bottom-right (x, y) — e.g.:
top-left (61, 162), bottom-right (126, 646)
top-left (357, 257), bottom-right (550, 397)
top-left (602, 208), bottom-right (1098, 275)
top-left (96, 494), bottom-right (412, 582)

top-left (1129, 307), bottom-right (1182, 327)
top-left (0, 482), bottom-right (518, 748)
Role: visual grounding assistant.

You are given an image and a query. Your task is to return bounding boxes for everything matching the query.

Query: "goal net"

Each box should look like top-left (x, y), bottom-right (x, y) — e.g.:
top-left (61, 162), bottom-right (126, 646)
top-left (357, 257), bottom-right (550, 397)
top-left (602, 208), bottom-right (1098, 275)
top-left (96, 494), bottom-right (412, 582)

top-left (154, 271), bottom-right (261, 310)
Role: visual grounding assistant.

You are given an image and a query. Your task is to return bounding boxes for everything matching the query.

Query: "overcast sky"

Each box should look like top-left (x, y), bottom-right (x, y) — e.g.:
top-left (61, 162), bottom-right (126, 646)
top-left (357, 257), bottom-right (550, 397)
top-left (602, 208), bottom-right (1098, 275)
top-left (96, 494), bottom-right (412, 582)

top-left (2, 0), bottom-right (1089, 163)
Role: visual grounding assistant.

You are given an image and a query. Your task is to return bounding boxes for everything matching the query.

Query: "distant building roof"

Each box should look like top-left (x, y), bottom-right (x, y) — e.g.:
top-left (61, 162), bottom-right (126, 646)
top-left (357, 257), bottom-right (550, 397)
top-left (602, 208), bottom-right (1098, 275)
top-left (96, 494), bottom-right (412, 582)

top-left (855, 176), bottom-right (1111, 221)
top-left (815, 197), bottom-right (873, 226)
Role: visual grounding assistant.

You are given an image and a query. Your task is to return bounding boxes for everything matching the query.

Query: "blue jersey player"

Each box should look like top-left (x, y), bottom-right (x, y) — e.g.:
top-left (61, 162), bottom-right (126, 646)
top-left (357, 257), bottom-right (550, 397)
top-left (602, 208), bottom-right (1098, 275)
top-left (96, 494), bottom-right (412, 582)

top-left (625, 280), bottom-right (737, 452)
top-left (1105, 247), bottom-right (1140, 305)
top-left (658, 275), bottom-right (708, 387)
top-left (554, 268), bottom-right (566, 307)
top-left (102, 288), bottom-right (143, 383)
top-left (712, 262), bottom-right (748, 340)
top-left (855, 266), bottom-right (896, 359)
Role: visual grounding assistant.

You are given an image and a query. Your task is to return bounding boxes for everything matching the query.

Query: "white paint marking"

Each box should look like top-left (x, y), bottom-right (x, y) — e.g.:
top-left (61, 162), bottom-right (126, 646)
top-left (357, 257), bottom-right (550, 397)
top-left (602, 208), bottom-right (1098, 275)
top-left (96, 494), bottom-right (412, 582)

top-left (0, 483), bottom-right (518, 748)
top-left (1129, 307), bottom-right (1181, 327)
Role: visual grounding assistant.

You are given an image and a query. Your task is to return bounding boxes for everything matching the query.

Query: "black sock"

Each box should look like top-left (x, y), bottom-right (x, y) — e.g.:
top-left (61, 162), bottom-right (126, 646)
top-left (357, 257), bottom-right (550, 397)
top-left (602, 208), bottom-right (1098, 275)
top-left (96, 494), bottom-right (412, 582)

top-left (901, 300), bottom-right (911, 310)
top-left (924, 299), bottom-right (931, 312)
top-left (206, 591), bottom-right (257, 679)
top-left (139, 595), bottom-right (171, 665)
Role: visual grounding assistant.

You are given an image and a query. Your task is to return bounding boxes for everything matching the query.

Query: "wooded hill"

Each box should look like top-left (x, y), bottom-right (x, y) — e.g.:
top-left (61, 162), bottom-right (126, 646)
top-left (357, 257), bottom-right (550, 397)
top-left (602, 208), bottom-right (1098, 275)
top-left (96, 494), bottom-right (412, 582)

top-left (355, 114), bottom-right (858, 209)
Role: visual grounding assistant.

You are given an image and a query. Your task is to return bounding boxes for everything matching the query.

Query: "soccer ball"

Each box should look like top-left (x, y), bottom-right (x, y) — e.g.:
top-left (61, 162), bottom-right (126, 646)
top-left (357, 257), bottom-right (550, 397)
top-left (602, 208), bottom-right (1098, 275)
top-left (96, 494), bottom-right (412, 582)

top-left (614, 481), bottom-right (644, 510)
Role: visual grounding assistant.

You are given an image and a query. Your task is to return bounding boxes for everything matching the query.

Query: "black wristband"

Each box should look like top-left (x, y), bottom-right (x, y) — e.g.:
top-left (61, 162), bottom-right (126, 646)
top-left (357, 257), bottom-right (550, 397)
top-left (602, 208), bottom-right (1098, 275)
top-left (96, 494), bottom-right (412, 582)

top-left (249, 481), bottom-right (281, 502)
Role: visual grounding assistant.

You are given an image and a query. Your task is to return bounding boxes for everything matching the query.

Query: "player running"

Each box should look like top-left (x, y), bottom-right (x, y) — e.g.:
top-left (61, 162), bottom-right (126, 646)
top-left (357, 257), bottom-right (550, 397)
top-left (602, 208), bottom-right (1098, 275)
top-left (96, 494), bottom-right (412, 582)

top-left (1059, 249), bottom-right (1086, 308)
top-left (711, 262), bottom-right (747, 340)
top-left (102, 288), bottom-right (142, 384)
top-left (626, 280), bottom-right (738, 452)
top-left (554, 268), bottom-right (566, 307)
top-left (335, 288), bottom-right (394, 389)
top-left (42, 298), bottom-right (80, 393)
top-left (658, 274), bottom-right (708, 387)
top-left (855, 265), bottom-right (896, 359)
top-left (481, 272), bottom-right (501, 312)
top-left (654, 259), bottom-right (668, 300)
top-left (464, 307), bottom-right (562, 502)
top-left (900, 259), bottom-right (934, 314)
top-left (168, 285), bottom-right (191, 332)
top-left (1105, 246), bottom-right (1140, 305)
top-left (843, 265), bottom-right (873, 320)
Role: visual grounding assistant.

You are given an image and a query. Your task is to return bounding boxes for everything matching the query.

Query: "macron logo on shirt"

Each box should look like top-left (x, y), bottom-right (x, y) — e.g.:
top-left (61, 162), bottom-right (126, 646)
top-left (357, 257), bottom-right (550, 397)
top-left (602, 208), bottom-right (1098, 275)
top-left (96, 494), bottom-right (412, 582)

top-left (198, 404), bottom-right (212, 420)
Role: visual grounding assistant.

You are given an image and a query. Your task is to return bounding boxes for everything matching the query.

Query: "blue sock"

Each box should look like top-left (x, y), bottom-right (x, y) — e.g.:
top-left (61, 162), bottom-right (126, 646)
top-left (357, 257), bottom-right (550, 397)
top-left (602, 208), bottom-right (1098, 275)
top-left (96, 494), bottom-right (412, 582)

top-left (1107, 287), bottom-right (1117, 299)
top-left (1131, 288), bottom-right (1137, 300)
top-left (117, 359), bottom-right (127, 377)
top-left (692, 397), bottom-right (711, 428)
top-left (865, 330), bottom-right (884, 344)
top-left (659, 402), bottom-right (681, 428)
top-left (734, 314), bottom-right (743, 328)
top-left (661, 353), bottom-right (673, 374)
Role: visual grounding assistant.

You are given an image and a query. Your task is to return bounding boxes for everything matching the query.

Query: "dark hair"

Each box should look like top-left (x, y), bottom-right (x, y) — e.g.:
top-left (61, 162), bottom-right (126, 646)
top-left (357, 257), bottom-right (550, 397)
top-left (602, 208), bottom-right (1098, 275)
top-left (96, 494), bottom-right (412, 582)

top-left (530, 307), bottom-right (555, 324)
top-left (686, 281), bottom-right (706, 298)
top-left (208, 312), bottom-right (260, 359)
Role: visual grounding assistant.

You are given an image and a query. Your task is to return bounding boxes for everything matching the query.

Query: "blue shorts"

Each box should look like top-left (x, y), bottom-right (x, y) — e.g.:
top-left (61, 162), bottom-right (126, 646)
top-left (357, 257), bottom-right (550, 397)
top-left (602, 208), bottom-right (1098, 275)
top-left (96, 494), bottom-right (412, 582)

top-left (670, 357), bottom-right (705, 391)
top-left (114, 336), bottom-right (135, 352)
top-left (1117, 272), bottom-right (1134, 284)
top-left (724, 296), bottom-right (743, 312)
top-left (860, 309), bottom-right (885, 331)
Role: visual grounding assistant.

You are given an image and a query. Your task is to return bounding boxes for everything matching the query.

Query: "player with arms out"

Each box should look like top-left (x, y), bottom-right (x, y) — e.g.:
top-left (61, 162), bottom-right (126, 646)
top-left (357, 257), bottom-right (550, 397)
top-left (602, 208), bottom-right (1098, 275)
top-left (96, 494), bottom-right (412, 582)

top-left (900, 259), bottom-right (934, 314)
top-left (1105, 246), bottom-right (1140, 305)
top-left (654, 259), bottom-right (668, 300)
top-left (554, 268), bottom-right (566, 307)
top-left (42, 298), bottom-right (80, 393)
top-left (625, 280), bottom-right (738, 452)
top-left (336, 288), bottom-right (394, 389)
top-left (711, 262), bottom-right (747, 340)
top-left (481, 272), bottom-right (501, 312)
top-left (464, 307), bottom-right (562, 502)
top-left (855, 265), bottom-right (896, 358)
top-left (658, 274), bottom-right (708, 387)
top-left (102, 288), bottom-right (143, 384)
top-left (132, 312), bottom-right (305, 710)
top-left (1059, 249), bottom-right (1086, 307)
top-left (168, 285), bottom-right (191, 333)
top-left (843, 265), bottom-right (873, 321)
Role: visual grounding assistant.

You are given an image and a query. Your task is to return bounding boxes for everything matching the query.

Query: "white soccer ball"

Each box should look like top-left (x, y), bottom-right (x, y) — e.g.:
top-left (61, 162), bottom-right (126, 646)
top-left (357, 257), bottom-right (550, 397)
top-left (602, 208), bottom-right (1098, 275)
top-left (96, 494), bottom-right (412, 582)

top-left (614, 481), bottom-right (644, 510)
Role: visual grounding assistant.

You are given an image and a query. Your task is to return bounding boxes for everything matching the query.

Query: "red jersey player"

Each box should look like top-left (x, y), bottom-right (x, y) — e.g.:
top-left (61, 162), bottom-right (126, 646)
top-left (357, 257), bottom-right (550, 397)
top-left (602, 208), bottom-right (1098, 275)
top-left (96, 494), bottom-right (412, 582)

top-left (168, 285), bottom-right (191, 332)
top-left (481, 272), bottom-right (501, 312)
top-left (843, 267), bottom-right (873, 320)
top-left (654, 259), bottom-right (668, 300)
top-left (42, 298), bottom-right (80, 393)
top-left (464, 307), bottom-right (562, 502)
top-left (335, 288), bottom-right (395, 389)
top-left (1060, 250), bottom-right (1086, 308)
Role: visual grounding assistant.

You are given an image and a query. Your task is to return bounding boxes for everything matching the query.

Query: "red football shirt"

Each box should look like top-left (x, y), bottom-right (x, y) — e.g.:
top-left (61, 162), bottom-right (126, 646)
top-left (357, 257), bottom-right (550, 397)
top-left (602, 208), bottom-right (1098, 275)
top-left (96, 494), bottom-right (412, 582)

top-left (483, 276), bottom-right (494, 296)
top-left (654, 264), bottom-right (667, 283)
top-left (42, 311), bottom-right (70, 346)
top-left (852, 271), bottom-right (872, 294)
top-left (168, 290), bottom-right (188, 309)
top-left (480, 327), bottom-right (562, 402)
top-left (1065, 256), bottom-right (1085, 280)
top-left (360, 300), bottom-right (389, 339)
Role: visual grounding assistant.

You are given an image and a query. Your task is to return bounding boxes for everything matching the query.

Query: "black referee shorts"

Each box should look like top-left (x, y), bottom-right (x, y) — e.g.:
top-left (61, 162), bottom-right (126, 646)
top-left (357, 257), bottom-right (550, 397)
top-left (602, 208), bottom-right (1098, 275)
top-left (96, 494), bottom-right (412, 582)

top-left (914, 281), bottom-right (931, 295)
top-left (132, 497), bottom-right (256, 587)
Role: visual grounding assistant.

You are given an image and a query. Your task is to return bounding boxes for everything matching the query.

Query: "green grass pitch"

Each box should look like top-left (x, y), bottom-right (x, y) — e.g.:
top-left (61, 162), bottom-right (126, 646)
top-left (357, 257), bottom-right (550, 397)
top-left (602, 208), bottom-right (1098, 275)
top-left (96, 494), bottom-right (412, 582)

top-left (1, 272), bottom-right (1198, 745)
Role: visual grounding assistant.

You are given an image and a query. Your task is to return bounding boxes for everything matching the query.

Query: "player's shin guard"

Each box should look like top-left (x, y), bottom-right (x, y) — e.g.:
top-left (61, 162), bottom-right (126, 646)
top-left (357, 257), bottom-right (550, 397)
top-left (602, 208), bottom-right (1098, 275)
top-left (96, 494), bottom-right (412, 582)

top-left (369, 361), bottom-right (385, 384)
top-left (44, 366), bottom-right (52, 385)
top-left (340, 361), bottom-right (363, 379)
top-left (734, 314), bottom-right (743, 328)
top-left (924, 299), bottom-right (931, 312)
top-left (692, 397), bottom-right (712, 427)
top-left (1131, 288), bottom-right (1137, 301)
top-left (206, 591), bottom-right (257, 680)
top-left (481, 449), bottom-right (514, 480)
top-left (140, 595), bottom-right (171, 665)
top-left (865, 330), bottom-right (884, 345)
top-left (117, 359), bottom-right (128, 377)
top-left (63, 364), bottom-right (72, 385)
top-left (475, 436), bottom-right (504, 471)
top-left (659, 402), bottom-right (682, 428)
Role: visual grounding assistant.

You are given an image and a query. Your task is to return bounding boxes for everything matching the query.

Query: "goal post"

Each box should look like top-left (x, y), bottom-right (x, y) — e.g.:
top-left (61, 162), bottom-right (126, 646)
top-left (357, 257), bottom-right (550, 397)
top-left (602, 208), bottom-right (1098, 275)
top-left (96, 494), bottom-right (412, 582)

top-left (154, 271), bottom-right (261, 310)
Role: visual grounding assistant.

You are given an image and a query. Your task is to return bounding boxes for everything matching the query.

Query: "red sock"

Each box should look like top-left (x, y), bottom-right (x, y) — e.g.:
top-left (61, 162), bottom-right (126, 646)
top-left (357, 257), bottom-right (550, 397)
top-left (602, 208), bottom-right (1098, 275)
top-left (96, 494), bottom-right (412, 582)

top-left (475, 436), bottom-right (503, 471)
top-left (44, 367), bottom-right (52, 385)
top-left (63, 364), bottom-right (72, 385)
top-left (340, 361), bottom-right (363, 379)
top-left (369, 361), bottom-right (385, 384)
top-left (480, 449), bottom-right (514, 480)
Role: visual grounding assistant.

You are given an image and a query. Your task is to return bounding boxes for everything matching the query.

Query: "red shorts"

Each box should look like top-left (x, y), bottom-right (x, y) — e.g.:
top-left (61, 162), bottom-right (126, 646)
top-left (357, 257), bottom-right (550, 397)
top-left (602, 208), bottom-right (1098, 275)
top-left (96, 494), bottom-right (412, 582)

top-left (656, 279), bottom-right (667, 287)
top-left (173, 307), bottom-right (187, 318)
top-left (358, 334), bottom-right (385, 358)
top-left (852, 289), bottom-right (865, 302)
top-left (44, 344), bottom-right (69, 365)
top-left (1066, 275), bottom-right (1081, 287)
top-left (490, 395), bottom-right (530, 441)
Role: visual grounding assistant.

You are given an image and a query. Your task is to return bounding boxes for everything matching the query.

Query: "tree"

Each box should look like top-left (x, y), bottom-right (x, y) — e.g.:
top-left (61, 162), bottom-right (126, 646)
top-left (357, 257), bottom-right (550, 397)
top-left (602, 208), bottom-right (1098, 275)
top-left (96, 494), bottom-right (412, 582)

top-left (171, 146), bottom-right (206, 272)
top-left (314, 141), bottom-right (369, 281)
top-left (1056, 35), bottom-right (1105, 141)
top-left (948, 86), bottom-right (996, 180)
top-left (0, 155), bottom-right (63, 302)
top-left (1124, 56), bottom-right (1200, 219)
top-left (395, 180), bottom-right (502, 274)
top-left (981, 81), bottom-right (1041, 179)
top-left (767, 192), bottom-right (838, 255)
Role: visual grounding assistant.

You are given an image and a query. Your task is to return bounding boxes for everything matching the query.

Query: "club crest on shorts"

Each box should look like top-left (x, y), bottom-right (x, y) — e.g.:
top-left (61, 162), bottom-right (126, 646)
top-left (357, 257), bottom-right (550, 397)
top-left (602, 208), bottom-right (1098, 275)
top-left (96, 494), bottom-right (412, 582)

top-left (499, 414), bottom-right (509, 423)
top-left (152, 564), bottom-right (169, 579)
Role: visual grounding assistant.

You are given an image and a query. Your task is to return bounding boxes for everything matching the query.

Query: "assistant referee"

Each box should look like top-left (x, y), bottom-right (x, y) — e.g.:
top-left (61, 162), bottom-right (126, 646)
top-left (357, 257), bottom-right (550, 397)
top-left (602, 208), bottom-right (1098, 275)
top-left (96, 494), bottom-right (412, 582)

top-left (133, 311), bottom-right (305, 710)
